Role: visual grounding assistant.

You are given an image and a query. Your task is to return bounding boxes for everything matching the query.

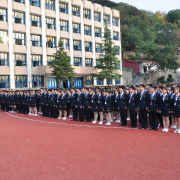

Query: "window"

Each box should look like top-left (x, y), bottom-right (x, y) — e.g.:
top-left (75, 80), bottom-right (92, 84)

top-left (46, 56), bottom-right (55, 65)
top-left (85, 42), bottom-right (92, 52)
top-left (0, 31), bottom-right (8, 44)
top-left (60, 20), bottom-right (68, 31)
top-left (45, 0), bottom-right (55, 11)
top-left (32, 76), bottom-right (44, 88)
top-left (115, 79), bottom-right (121, 85)
top-left (74, 58), bottom-right (82, 66)
top-left (15, 75), bottom-right (27, 88)
top-left (86, 76), bottom-right (93, 85)
top-left (95, 28), bottom-right (101, 37)
top-left (113, 17), bottom-right (118, 26)
top-left (0, 53), bottom-right (8, 66)
top-left (0, 9), bottom-right (7, 22)
top-left (14, 54), bottom-right (26, 66)
top-left (115, 46), bottom-right (120, 55)
top-left (95, 43), bottom-right (102, 53)
top-left (12, 11), bottom-right (25, 24)
top-left (30, 15), bottom-right (41, 27)
top-left (31, 55), bottom-right (42, 67)
top-left (97, 79), bottom-right (103, 85)
top-left (104, 14), bottom-right (110, 24)
top-left (61, 39), bottom-right (69, 50)
top-left (83, 9), bottom-right (91, 19)
top-left (84, 25), bottom-right (91, 36)
top-left (106, 79), bottom-right (112, 85)
top-left (73, 40), bottom-right (81, 51)
top-left (94, 12), bottom-right (101, 22)
top-left (113, 32), bottom-right (119, 40)
top-left (46, 36), bottom-right (56, 48)
top-left (13, 33), bottom-right (26, 45)
top-left (31, 34), bottom-right (41, 47)
top-left (30, 0), bottom-right (40, 7)
top-left (72, 6), bottom-right (80, 17)
top-left (85, 59), bottom-right (92, 67)
top-left (0, 75), bottom-right (10, 88)
top-left (14, 0), bottom-right (25, 3)
top-left (59, 2), bottom-right (68, 14)
top-left (46, 17), bottom-right (55, 30)
top-left (72, 23), bottom-right (80, 34)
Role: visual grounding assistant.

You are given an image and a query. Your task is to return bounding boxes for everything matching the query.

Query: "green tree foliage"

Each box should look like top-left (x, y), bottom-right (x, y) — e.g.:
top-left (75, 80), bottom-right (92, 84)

top-left (49, 39), bottom-right (76, 87)
top-left (113, 3), bottom-right (180, 72)
top-left (136, 42), bottom-right (180, 72)
top-left (167, 74), bottom-right (174, 83)
top-left (158, 76), bottom-right (166, 84)
top-left (166, 10), bottom-right (180, 23)
top-left (91, 22), bottom-right (121, 86)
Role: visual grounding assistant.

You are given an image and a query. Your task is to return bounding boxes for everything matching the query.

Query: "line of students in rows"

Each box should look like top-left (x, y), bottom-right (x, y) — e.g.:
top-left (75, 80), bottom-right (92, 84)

top-left (1, 84), bottom-right (180, 133)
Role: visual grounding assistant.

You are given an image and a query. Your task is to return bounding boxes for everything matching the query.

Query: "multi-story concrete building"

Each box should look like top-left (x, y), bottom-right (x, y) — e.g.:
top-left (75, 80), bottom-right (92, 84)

top-left (0, 0), bottom-right (122, 89)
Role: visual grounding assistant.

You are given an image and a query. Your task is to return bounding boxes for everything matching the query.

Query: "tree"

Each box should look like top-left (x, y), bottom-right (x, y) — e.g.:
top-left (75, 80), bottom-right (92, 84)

top-left (166, 10), bottom-right (180, 24)
top-left (167, 74), bottom-right (174, 83)
top-left (136, 41), bottom-right (180, 72)
top-left (91, 22), bottom-right (121, 86)
top-left (49, 39), bottom-right (76, 88)
top-left (158, 76), bottom-right (166, 84)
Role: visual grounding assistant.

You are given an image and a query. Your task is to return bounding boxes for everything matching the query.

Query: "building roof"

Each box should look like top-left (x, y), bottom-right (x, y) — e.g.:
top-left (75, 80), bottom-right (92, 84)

top-left (88, 0), bottom-right (119, 7)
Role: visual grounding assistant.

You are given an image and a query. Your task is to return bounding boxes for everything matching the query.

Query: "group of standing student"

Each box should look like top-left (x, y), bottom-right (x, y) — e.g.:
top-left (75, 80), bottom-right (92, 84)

top-left (0, 84), bottom-right (180, 133)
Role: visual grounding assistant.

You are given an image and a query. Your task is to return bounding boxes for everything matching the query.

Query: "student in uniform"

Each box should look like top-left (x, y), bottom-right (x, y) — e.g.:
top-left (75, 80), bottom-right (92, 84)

top-left (71, 88), bottom-right (78, 121)
top-left (159, 87), bottom-right (171, 132)
top-left (118, 86), bottom-right (128, 127)
top-left (104, 91), bottom-right (112, 125)
top-left (56, 90), bottom-right (62, 119)
top-left (61, 90), bottom-right (67, 120)
top-left (97, 90), bottom-right (104, 125)
top-left (84, 88), bottom-right (91, 122)
top-left (114, 89), bottom-right (120, 123)
top-left (172, 87), bottom-right (180, 133)
top-left (43, 89), bottom-right (48, 117)
top-left (91, 89), bottom-right (98, 124)
top-left (76, 89), bottom-right (84, 122)
top-left (128, 86), bottom-right (138, 128)
top-left (147, 86), bottom-right (159, 131)
top-left (138, 85), bottom-right (148, 129)
top-left (170, 87), bottom-right (176, 129)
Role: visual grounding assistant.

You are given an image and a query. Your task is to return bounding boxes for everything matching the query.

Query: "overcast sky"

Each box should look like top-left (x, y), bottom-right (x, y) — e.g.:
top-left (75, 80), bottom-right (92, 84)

top-left (113, 0), bottom-right (180, 13)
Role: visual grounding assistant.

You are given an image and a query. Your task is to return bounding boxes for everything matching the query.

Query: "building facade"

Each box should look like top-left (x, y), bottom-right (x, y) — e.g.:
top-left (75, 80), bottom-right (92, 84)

top-left (0, 0), bottom-right (122, 89)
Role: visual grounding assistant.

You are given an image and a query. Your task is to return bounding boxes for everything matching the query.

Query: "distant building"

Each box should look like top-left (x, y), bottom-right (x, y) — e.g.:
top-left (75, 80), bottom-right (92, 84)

top-left (0, 0), bottom-right (122, 89)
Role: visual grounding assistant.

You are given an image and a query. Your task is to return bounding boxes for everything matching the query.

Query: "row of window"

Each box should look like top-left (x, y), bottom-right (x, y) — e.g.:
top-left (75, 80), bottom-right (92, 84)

top-left (0, 75), bottom-right (43, 88)
top-left (0, 75), bottom-right (121, 88)
top-left (0, 5), bottom-right (119, 26)
top-left (0, 52), bottom-right (121, 68)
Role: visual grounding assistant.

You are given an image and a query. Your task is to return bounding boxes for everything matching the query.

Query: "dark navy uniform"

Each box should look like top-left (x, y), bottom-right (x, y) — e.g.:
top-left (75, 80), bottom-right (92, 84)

top-left (172, 94), bottom-right (180, 118)
top-left (128, 93), bottom-right (138, 128)
top-left (76, 93), bottom-right (84, 122)
top-left (159, 94), bottom-right (171, 117)
top-left (84, 93), bottom-right (91, 122)
top-left (71, 92), bottom-right (78, 121)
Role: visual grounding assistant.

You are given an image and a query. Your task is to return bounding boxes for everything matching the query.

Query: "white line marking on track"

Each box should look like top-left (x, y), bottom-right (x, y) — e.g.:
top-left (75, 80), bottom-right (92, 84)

top-left (5, 112), bottom-right (138, 129)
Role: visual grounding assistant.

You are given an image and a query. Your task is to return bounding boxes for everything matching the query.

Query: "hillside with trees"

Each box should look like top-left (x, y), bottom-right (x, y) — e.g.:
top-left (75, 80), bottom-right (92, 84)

top-left (114, 3), bottom-right (180, 72)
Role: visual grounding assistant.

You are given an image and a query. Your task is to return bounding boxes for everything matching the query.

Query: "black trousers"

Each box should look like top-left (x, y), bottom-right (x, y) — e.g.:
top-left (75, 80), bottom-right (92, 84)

top-left (149, 110), bottom-right (158, 129)
top-left (84, 107), bottom-right (91, 122)
top-left (129, 109), bottom-right (137, 127)
top-left (120, 109), bottom-right (127, 126)
top-left (72, 106), bottom-right (77, 121)
top-left (44, 105), bottom-right (49, 117)
top-left (139, 109), bottom-right (147, 128)
top-left (78, 107), bottom-right (84, 122)
top-left (19, 103), bottom-right (24, 113)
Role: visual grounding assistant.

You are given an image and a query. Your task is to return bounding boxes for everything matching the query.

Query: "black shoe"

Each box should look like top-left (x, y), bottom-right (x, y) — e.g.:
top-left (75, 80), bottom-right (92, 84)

top-left (148, 128), bottom-right (153, 130)
top-left (144, 127), bottom-right (147, 129)
top-left (139, 127), bottom-right (143, 129)
top-left (129, 126), bottom-right (133, 128)
top-left (133, 126), bottom-right (136, 128)
top-left (120, 124), bottom-right (124, 127)
top-left (155, 128), bottom-right (158, 131)
top-left (84, 120), bottom-right (88, 122)
top-left (71, 119), bottom-right (74, 121)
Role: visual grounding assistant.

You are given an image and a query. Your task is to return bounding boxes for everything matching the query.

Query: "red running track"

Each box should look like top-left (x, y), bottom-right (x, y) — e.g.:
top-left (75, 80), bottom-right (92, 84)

top-left (0, 111), bottom-right (180, 180)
